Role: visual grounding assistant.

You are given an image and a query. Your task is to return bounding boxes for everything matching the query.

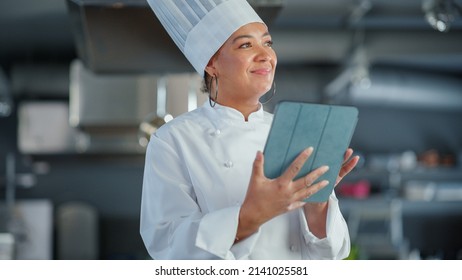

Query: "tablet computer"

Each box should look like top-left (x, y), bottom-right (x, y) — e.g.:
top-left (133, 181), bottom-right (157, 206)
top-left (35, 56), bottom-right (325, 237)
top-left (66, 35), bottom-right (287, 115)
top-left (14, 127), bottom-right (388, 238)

top-left (263, 101), bottom-right (359, 202)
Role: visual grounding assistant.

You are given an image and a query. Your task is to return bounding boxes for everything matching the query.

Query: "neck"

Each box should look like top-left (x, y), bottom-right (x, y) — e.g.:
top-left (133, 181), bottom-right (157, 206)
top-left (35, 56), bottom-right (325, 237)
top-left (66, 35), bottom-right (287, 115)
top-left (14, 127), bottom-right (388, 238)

top-left (217, 99), bottom-right (261, 121)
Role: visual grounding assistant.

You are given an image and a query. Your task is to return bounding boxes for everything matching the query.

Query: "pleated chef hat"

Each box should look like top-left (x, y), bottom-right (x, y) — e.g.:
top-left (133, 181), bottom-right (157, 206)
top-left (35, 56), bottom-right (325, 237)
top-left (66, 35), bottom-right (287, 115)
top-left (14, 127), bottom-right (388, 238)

top-left (147, 0), bottom-right (264, 76)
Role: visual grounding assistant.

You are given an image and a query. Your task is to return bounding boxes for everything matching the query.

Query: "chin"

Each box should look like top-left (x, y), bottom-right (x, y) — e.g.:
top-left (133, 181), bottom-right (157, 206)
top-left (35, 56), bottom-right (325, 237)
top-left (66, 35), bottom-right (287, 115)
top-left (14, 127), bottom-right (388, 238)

top-left (256, 80), bottom-right (273, 91)
top-left (262, 83), bottom-right (273, 93)
top-left (248, 77), bottom-right (273, 95)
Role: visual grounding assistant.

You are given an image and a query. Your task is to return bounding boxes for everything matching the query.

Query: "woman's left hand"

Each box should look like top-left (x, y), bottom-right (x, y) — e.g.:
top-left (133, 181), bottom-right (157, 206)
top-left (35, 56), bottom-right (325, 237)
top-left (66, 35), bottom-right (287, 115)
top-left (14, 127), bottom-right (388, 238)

top-left (335, 148), bottom-right (360, 187)
top-left (304, 148), bottom-right (360, 238)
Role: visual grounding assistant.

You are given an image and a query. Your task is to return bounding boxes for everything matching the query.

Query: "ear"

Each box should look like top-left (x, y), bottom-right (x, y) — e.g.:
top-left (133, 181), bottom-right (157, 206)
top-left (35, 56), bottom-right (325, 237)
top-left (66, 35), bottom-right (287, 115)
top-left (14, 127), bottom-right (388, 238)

top-left (204, 56), bottom-right (217, 77)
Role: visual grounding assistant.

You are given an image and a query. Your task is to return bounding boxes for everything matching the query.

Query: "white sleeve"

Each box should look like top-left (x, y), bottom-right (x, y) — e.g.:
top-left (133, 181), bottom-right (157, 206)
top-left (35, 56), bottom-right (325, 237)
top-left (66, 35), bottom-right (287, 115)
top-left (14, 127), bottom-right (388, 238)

top-left (298, 192), bottom-right (351, 260)
top-left (196, 206), bottom-right (262, 259)
top-left (140, 134), bottom-right (259, 259)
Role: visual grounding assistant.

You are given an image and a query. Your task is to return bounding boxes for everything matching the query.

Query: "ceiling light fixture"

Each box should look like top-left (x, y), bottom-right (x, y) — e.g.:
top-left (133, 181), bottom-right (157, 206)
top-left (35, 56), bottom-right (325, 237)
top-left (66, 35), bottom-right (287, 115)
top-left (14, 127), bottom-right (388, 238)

top-left (423, 0), bottom-right (462, 32)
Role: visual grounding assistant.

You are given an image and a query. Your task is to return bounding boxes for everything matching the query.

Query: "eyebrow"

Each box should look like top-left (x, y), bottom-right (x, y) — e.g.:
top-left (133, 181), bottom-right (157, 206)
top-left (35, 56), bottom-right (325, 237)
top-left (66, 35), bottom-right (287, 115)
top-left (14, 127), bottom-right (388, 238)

top-left (232, 32), bottom-right (271, 44)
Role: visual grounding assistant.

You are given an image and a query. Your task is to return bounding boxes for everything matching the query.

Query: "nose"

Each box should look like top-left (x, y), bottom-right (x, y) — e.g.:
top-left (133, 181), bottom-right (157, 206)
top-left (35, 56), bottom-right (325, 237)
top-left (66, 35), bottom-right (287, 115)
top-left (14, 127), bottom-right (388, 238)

top-left (255, 45), bottom-right (275, 62)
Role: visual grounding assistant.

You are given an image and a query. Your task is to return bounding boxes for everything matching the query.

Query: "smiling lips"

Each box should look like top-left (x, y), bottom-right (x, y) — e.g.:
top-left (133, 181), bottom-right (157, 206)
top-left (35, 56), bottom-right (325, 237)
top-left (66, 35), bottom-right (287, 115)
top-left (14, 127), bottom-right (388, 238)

top-left (250, 68), bottom-right (272, 75)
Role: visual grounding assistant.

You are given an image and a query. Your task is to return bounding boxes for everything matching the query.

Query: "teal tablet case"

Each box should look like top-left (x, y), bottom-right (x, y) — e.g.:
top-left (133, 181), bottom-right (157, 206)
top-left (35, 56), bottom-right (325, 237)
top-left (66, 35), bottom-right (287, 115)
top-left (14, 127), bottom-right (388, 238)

top-left (263, 101), bottom-right (358, 202)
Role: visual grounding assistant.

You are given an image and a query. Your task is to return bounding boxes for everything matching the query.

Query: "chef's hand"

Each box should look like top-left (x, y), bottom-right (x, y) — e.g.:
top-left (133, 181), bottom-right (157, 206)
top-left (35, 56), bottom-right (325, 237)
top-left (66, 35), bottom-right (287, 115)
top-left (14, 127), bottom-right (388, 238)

top-left (303, 148), bottom-right (360, 238)
top-left (336, 148), bottom-right (360, 186)
top-left (236, 147), bottom-right (329, 242)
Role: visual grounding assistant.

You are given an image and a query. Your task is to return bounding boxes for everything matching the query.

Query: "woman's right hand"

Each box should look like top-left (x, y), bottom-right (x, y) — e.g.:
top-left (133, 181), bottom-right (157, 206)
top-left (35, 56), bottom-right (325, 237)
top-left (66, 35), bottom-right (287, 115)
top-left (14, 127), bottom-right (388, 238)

top-left (236, 147), bottom-right (330, 242)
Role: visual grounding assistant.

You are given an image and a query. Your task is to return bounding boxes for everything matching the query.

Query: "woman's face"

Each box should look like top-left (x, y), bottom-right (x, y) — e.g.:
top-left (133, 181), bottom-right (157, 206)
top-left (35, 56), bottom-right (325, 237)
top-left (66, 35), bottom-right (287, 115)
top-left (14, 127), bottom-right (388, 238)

top-left (206, 22), bottom-right (277, 105)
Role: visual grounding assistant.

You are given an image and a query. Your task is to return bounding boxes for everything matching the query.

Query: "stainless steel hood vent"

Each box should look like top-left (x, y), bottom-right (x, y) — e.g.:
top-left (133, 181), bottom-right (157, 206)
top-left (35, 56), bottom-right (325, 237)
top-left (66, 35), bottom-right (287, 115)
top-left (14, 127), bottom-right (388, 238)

top-left (67, 59), bottom-right (205, 155)
top-left (18, 59), bottom-right (206, 155)
top-left (69, 59), bottom-right (158, 128)
top-left (66, 0), bottom-right (284, 74)
top-left (69, 59), bottom-right (158, 154)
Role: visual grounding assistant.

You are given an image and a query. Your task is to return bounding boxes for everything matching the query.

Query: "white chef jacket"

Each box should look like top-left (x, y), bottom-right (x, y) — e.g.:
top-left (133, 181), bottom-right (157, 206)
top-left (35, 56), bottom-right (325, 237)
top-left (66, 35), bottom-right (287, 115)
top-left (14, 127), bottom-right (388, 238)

top-left (140, 101), bottom-right (350, 260)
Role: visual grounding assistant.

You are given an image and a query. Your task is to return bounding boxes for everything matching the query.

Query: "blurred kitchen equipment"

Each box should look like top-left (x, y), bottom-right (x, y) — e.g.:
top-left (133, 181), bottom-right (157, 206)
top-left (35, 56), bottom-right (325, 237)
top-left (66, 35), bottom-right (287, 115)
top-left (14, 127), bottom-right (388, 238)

top-left (13, 200), bottom-right (53, 259)
top-left (418, 149), bottom-right (457, 167)
top-left (0, 68), bottom-right (12, 117)
top-left (0, 200), bottom-right (53, 260)
top-left (434, 181), bottom-right (462, 201)
top-left (57, 202), bottom-right (99, 260)
top-left (68, 60), bottom-right (207, 154)
top-left (0, 233), bottom-right (14, 260)
top-left (18, 102), bottom-right (81, 154)
top-left (137, 113), bottom-right (165, 148)
top-left (404, 181), bottom-right (437, 201)
top-left (348, 199), bottom-right (409, 259)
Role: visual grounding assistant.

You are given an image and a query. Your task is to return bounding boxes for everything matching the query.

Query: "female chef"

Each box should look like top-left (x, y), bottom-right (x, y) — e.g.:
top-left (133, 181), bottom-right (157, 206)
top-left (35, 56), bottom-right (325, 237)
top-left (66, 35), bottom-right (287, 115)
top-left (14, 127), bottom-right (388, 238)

top-left (140, 0), bottom-right (359, 260)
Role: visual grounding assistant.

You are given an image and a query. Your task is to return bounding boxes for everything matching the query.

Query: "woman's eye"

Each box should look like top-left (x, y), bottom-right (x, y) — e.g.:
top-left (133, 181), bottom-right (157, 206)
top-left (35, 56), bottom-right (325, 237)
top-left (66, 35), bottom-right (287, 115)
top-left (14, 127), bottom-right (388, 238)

top-left (265, 40), bottom-right (273, 47)
top-left (239, 42), bottom-right (251, 49)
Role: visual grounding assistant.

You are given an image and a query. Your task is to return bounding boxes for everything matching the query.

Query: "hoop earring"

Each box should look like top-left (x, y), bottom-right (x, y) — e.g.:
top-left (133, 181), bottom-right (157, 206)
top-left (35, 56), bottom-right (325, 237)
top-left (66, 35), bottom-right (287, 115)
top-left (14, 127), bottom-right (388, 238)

top-left (260, 81), bottom-right (276, 105)
top-left (208, 75), bottom-right (218, 107)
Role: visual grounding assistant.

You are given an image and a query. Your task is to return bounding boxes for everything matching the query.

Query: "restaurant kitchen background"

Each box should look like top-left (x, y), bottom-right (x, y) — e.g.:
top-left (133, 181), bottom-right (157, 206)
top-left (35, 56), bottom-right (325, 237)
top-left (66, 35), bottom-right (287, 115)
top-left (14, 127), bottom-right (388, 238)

top-left (1, 0), bottom-right (462, 260)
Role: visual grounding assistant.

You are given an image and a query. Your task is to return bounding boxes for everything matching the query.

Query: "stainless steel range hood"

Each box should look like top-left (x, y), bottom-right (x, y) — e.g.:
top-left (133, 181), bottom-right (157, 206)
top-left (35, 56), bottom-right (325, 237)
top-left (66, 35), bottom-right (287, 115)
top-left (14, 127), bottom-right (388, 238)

top-left (66, 0), bottom-right (284, 74)
top-left (67, 59), bottom-right (205, 154)
top-left (17, 59), bottom-right (206, 155)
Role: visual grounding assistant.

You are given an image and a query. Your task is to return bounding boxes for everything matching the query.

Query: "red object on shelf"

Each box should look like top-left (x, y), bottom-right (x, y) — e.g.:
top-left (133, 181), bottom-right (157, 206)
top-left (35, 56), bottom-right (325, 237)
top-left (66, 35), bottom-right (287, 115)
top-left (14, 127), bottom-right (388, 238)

top-left (338, 180), bottom-right (371, 199)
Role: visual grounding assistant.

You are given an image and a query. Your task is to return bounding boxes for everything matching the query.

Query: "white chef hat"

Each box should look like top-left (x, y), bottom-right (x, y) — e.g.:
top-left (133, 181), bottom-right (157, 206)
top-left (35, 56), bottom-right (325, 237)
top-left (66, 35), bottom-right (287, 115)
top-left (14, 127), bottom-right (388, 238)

top-left (147, 0), bottom-right (264, 76)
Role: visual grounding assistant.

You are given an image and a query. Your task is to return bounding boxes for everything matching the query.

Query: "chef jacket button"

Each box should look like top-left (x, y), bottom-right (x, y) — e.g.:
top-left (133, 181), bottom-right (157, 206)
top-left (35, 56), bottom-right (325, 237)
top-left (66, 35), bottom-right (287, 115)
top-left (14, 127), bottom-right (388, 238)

top-left (290, 245), bottom-right (298, 252)
top-left (211, 129), bottom-right (221, 136)
top-left (224, 160), bottom-right (233, 168)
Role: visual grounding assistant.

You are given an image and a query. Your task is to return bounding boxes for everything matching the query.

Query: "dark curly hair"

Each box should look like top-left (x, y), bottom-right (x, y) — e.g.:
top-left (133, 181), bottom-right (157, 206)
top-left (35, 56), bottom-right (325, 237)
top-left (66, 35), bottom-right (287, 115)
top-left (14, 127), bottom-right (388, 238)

top-left (201, 71), bottom-right (213, 94)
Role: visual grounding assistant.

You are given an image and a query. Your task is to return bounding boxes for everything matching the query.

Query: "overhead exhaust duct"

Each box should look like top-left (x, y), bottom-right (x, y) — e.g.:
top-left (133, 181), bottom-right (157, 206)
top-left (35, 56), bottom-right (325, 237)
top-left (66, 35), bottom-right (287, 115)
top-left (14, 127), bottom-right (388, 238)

top-left (66, 0), bottom-right (284, 74)
top-left (328, 67), bottom-right (462, 111)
